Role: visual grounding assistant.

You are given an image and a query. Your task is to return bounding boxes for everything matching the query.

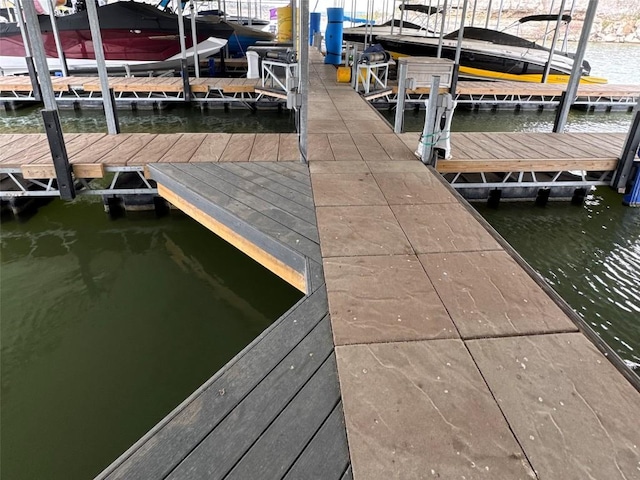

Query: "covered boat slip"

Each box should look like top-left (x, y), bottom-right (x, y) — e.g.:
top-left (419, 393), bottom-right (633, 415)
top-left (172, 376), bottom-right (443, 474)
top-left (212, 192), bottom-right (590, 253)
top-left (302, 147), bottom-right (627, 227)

top-left (2, 75), bottom-right (638, 109)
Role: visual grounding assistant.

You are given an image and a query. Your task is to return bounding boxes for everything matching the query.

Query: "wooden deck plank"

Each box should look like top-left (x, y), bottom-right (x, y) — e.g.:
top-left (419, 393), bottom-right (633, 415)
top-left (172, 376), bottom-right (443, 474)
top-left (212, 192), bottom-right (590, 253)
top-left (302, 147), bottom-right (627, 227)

top-left (158, 133), bottom-right (208, 163)
top-left (283, 403), bottom-right (350, 480)
top-left (0, 134), bottom-right (47, 165)
top-left (477, 132), bottom-right (544, 159)
top-left (220, 133), bottom-right (256, 162)
top-left (186, 163), bottom-right (320, 243)
top-left (535, 132), bottom-right (608, 158)
top-left (59, 133), bottom-right (108, 163)
top-left (249, 133), bottom-right (280, 162)
top-left (452, 132), bottom-right (501, 159)
top-left (21, 133), bottom-right (81, 165)
top-left (278, 134), bottom-right (300, 161)
top-left (256, 161), bottom-right (312, 187)
top-left (436, 158), bottom-right (618, 173)
top-left (127, 134), bottom-right (182, 165)
top-left (72, 133), bottom-right (133, 164)
top-left (341, 466), bottom-right (353, 480)
top-left (189, 133), bottom-right (232, 162)
top-left (218, 162), bottom-right (315, 209)
top-left (99, 134), bottom-right (157, 165)
top-left (234, 161), bottom-right (313, 197)
top-left (225, 354), bottom-right (341, 480)
top-left (103, 289), bottom-right (329, 480)
top-left (153, 163), bottom-right (322, 265)
top-left (502, 133), bottom-right (560, 159)
top-left (166, 318), bottom-right (335, 480)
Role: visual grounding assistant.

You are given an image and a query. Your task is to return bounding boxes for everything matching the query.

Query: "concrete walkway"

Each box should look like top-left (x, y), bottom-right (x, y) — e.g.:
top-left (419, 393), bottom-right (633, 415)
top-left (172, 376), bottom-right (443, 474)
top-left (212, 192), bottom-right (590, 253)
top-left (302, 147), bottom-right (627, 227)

top-left (306, 50), bottom-right (640, 480)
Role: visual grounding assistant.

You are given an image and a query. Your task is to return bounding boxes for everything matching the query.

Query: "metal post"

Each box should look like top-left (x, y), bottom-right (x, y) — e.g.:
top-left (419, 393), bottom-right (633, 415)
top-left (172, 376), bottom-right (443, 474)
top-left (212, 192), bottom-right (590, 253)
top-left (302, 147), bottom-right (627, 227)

top-left (553, 0), bottom-right (598, 133)
top-left (541, 0), bottom-right (567, 83)
top-left (14, 0), bottom-right (41, 101)
top-left (85, 0), bottom-right (119, 134)
top-left (22, 0), bottom-right (75, 200)
top-left (437, 0), bottom-right (448, 58)
top-left (390, 0), bottom-right (396, 34)
top-left (495, 0), bottom-right (504, 30)
top-left (176, 0), bottom-right (191, 102)
top-left (611, 101), bottom-right (640, 192)
top-left (542, 0), bottom-right (556, 47)
top-left (394, 59), bottom-right (407, 133)
top-left (350, 45), bottom-right (358, 88)
top-left (470, 0), bottom-right (477, 26)
top-left (21, 0), bottom-right (56, 110)
top-left (399, 0), bottom-right (405, 34)
top-left (190, 0), bottom-right (200, 78)
top-left (291, 0), bottom-right (297, 51)
top-left (451, 0), bottom-right (469, 94)
top-left (421, 75), bottom-right (441, 165)
top-left (484, 0), bottom-right (492, 28)
top-left (47, 0), bottom-right (68, 76)
top-left (42, 109), bottom-right (76, 200)
top-left (299, 0), bottom-right (309, 164)
top-left (562, 0), bottom-right (579, 52)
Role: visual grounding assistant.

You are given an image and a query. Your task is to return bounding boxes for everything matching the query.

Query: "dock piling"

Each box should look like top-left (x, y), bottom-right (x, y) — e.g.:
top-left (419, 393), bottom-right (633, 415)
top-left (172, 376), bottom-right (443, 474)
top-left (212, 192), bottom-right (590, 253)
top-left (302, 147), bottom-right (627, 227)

top-left (611, 101), bottom-right (640, 192)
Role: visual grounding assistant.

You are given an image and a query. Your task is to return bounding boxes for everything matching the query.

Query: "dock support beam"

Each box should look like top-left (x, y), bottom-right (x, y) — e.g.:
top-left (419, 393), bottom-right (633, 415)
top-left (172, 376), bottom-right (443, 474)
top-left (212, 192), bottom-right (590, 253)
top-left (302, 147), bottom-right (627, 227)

top-left (299, 0), bottom-right (309, 163)
top-left (611, 100), bottom-right (640, 192)
top-left (86, 0), bottom-right (120, 134)
top-left (553, 0), bottom-right (598, 132)
top-left (450, 0), bottom-right (469, 95)
top-left (13, 0), bottom-right (41, 102)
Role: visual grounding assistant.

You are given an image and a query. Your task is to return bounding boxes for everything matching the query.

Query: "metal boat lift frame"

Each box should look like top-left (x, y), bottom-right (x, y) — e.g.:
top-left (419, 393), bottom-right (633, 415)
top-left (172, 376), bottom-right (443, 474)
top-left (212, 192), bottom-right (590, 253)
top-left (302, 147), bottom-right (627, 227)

top-left (0, 165), bottom-right (157, 198)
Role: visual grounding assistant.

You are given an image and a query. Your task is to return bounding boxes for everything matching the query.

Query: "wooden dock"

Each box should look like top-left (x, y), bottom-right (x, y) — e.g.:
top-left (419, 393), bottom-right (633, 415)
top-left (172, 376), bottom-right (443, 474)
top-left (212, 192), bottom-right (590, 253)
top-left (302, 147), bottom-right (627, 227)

top-left (2, 73), bottom-right (638, 109)
top-left (2, 50), bottom-right (640, 480)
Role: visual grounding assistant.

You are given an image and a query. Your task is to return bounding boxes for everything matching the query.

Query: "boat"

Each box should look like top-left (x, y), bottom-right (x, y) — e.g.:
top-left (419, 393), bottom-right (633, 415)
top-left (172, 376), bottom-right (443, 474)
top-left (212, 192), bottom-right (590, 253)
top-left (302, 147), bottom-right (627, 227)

top-left (342, 4), bottom-right (441, 45)
top-left (375, 12), bottom-right (606, 83)
top-left (0, 1), bottom-right (235, 75)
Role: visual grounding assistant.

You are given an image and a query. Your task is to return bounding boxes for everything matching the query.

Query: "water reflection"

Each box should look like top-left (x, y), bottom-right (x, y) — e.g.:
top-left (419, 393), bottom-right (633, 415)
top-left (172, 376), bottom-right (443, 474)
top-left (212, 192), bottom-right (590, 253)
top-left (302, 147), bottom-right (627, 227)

top-left (0, 198), bottom-right (301, 480)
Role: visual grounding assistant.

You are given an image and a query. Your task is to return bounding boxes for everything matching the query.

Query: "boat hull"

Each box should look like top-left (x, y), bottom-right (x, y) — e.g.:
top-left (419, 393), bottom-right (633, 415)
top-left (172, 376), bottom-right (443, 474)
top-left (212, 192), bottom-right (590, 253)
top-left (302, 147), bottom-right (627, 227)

top-left (0, 1), bottom-right (234, 74)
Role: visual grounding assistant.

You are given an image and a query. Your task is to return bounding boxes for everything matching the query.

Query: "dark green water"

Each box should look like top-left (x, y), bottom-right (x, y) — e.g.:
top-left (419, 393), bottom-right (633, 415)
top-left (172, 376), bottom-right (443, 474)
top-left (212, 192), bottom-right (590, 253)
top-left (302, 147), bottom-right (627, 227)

top-left (0, 198), bottom-right (302, 479)
top-left (475, 189), bottom-right (640, 373)
top-left (0, 105), bottom-right (296, 134)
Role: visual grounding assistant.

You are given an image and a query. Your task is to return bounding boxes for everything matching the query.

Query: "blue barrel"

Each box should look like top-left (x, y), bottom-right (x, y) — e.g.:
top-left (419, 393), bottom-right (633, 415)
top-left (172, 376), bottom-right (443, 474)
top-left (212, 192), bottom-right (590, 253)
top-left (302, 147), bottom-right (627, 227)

top-left (324, 7), bottom-right (343, 65)
top-left (309, 12), bottom-right (321, 45)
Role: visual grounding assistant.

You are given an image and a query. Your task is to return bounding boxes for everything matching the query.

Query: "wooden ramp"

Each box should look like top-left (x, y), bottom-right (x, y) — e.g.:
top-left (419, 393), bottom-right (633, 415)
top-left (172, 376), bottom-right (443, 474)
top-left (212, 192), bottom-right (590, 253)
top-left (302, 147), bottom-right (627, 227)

top-left (98, 162), bottom-right (351, 480)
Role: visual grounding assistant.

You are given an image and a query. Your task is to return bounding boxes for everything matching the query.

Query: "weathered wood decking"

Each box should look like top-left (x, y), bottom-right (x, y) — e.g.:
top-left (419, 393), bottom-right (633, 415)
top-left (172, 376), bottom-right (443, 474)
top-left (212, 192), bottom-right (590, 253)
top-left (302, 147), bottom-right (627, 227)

top-left (0, 131), bottom-right (627, 176)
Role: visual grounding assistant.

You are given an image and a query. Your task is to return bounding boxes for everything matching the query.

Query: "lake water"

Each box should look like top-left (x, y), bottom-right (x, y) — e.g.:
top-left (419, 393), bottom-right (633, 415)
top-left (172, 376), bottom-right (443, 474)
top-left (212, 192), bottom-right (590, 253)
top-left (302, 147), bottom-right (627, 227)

top-left (0, 199), bottom-right (302, 479)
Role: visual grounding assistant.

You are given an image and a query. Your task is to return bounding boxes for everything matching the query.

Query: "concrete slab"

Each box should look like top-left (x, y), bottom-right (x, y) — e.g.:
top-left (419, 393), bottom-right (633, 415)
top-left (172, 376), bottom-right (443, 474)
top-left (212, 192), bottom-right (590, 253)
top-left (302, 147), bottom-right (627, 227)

top-left (374, 171), bottom-right (458, 205)
top-left (309, 161), bottom-right (370, 174)
top-left (309, 119), bottom-right (348, 134)
top-left (316, 206), bottom-right (413, 257)
top-left (328, 134), bottom-right (365, 162)
top-left (325, 255), bottom-right (457, 345)
top-left (308, 134), bottom-right (335, 161)
top-left (345, 120), bottom-right (392, 134)
top-left (419, 251), bottom-right (578, 338)
top-left (366, 161), bottom-right (425, 173)
top-left (392, 203), bottom-right (503, 253)
top-left (467, 333), bottom-right (640, 480)
top-left (336, 341), bottom-right (536, 480)
top-left (352, 134), bottom-right (392, 161)
top-left (311, 173), bottom-right (387, 206)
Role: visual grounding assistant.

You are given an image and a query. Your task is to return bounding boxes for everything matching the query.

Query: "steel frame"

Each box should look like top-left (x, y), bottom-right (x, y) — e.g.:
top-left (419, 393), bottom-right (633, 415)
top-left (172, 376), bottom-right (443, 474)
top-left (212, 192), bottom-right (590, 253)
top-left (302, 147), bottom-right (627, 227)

top-left (442, 169), bottom-right (612, 190)
top-left (368, 91), bottom-right (639, 109)
top-left (0, 166), bottom-right (157, 198)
